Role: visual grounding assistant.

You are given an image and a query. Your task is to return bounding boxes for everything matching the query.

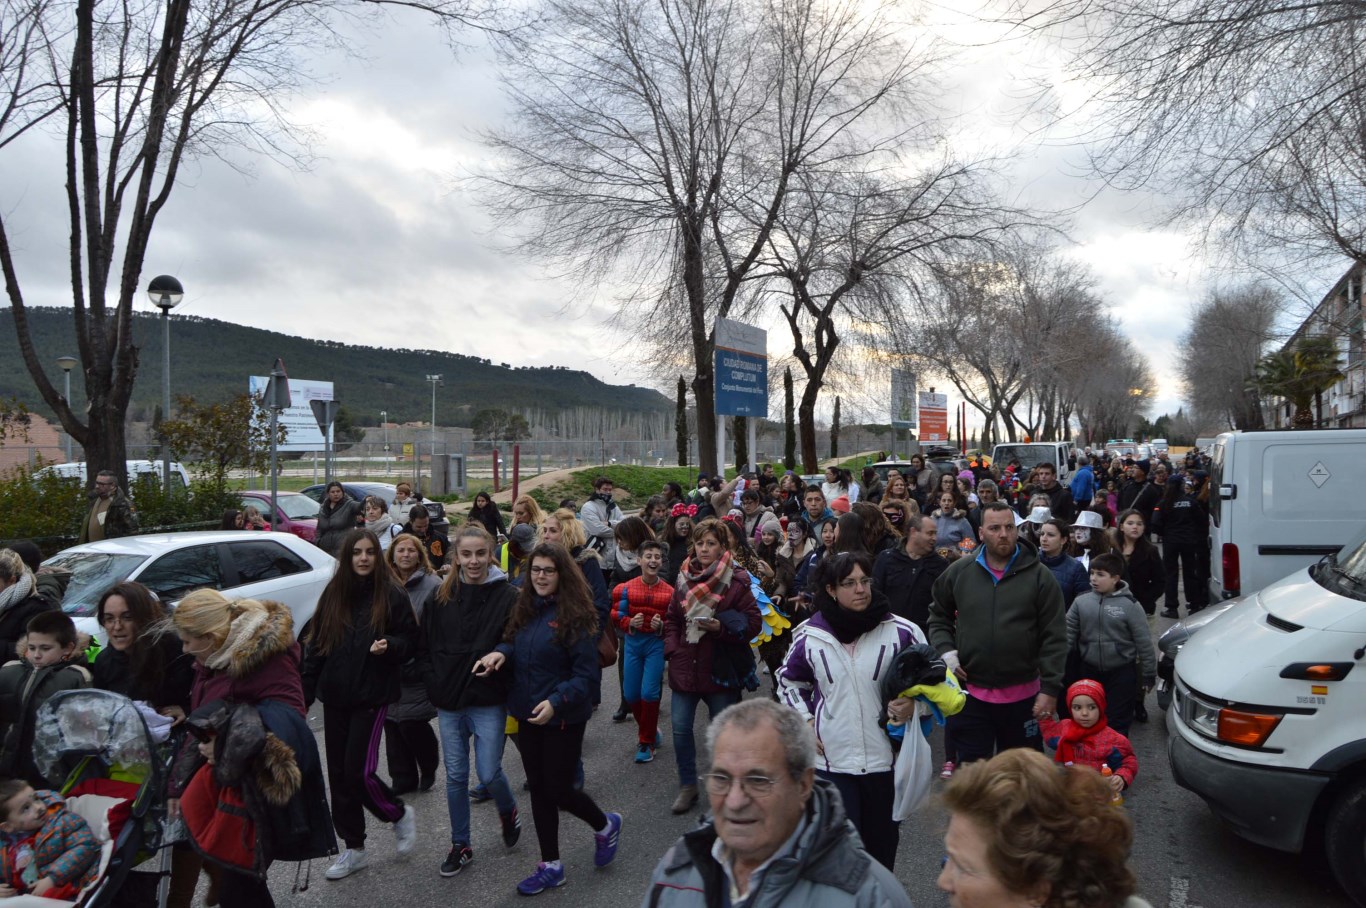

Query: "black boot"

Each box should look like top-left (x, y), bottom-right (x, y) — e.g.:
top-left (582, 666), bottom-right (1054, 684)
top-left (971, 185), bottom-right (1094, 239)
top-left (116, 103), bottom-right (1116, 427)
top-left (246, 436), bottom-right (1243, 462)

top-left (612, 701), bottom-right (630, 722)
top-left (1134, 692), bottom-right (1149, 724)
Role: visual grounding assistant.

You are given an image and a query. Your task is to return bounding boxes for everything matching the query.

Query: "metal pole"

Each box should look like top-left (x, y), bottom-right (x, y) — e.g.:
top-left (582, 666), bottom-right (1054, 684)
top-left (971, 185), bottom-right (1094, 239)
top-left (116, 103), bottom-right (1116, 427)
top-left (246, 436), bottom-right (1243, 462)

top-left (162, 308), bottom-right (172, 494)
top-left (269, 408), bottom-right (279, 527)
top-left (747, 417), bottom-right (757, 474)
top-left (62, 369), bottom-right (72, 461)
top-left (716, 413), bottom-right (726, 477)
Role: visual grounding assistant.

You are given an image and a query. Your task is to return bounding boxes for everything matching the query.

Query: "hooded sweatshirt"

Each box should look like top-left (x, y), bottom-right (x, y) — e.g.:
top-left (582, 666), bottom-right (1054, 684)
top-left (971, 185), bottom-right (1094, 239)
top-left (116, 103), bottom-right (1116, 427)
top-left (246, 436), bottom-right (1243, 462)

top-left (1067, 580), bottom-right (1157, 684)
top-left (417, 565), bottom-right (518, 710)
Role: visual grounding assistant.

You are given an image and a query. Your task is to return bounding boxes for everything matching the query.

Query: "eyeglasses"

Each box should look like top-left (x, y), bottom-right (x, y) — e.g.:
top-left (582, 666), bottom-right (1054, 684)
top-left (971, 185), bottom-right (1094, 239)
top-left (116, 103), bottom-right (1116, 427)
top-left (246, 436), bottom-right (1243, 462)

top-left (701, 772), bottom-right (783, 798)
top-left (100, 613), bottom-right (133, 627)
top-left (528, 566), bottom-right (558, 575)
top-left (837, 577), bottom-right (872, 590)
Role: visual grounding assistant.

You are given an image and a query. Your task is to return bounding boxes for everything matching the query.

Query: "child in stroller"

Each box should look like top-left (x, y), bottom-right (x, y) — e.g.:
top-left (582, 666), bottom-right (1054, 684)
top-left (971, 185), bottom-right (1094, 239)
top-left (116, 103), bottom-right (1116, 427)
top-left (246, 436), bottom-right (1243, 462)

top-left (0, 779), bottom-right (101, 898)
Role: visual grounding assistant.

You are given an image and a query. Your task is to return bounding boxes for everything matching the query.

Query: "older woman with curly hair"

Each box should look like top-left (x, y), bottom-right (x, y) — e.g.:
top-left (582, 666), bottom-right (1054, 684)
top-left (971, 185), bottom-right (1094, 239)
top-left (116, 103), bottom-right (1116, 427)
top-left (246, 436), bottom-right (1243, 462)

top-left (939, 748), bottom-right (1152, 908)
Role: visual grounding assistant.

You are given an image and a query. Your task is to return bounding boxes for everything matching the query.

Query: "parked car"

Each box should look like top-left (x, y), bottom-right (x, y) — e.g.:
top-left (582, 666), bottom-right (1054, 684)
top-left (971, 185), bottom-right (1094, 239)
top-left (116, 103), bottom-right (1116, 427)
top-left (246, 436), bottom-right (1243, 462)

top-left (1207, 428), bottom-right (1366, 602)
top-left (1154, 600), bottom-right (1240, 711)
top-left (1168, 538), bottom-right (1366, 903)
top-left (37, 460), bottom-right (192, 491)
top-left (238, 490), bottom-right (320, 543)
top-left (42, 531), bottom-right (335, 644)
top-left (1150, 438), bottom-right (1169, 454)
top-left (299, 482), bottom-right (449, 531)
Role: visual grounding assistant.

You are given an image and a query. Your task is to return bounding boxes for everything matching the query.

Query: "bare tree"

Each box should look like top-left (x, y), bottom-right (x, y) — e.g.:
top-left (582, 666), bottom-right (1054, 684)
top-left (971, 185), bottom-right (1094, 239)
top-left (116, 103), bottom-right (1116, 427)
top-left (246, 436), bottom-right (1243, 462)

top-left (1177, 284), bottom-right (1280, 430)
top-left (0, 0), bottom-right (498, 487)
top-left (1013, 0), bottom-right (1366, 270)
top-left (480, 0), bottom-right (921, 475)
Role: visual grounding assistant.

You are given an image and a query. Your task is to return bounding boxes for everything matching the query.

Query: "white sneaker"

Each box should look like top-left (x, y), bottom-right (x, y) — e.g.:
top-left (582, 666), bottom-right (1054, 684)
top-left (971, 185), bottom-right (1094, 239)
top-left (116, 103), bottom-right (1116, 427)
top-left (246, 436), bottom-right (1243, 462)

top-left (326, 848), bottom-right (369, 880)
top-left (394, 805), bottom-right (417, 858)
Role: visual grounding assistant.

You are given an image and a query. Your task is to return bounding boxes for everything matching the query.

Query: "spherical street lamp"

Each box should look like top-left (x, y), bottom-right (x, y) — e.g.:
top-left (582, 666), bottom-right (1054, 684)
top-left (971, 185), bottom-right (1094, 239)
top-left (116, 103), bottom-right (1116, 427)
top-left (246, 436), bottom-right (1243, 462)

top-left (147, 275), bottom-right (184, 493)
top-left (55, 355), bottom-right (78, 462)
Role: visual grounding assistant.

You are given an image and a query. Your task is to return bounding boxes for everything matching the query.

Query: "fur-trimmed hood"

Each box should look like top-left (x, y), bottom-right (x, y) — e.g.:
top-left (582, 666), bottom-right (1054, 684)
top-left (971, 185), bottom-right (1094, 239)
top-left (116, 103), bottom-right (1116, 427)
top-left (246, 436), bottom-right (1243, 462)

top-left (204, 600), bottom-right (294, 679)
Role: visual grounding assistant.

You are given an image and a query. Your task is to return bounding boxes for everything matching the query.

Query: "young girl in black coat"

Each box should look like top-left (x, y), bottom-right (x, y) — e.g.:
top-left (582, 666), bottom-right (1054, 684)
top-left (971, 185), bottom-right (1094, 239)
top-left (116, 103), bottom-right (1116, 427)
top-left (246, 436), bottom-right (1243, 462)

top-left (302, 529), bottom-right (419, 881)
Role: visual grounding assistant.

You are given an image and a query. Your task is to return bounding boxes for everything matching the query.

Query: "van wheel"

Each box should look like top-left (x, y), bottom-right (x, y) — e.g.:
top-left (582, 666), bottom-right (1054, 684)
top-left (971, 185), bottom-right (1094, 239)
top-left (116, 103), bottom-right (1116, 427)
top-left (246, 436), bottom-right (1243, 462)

top-left (1325, 777), bottom-right (1366, 904)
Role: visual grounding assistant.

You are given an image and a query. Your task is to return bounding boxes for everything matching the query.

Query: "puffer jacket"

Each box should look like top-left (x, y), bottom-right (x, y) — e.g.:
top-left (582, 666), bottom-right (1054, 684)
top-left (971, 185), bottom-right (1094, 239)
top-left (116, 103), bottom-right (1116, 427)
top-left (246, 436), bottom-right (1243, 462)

top-left (1067, 581), bottom-right (1156, 684)
top-left (190, 599), bottom-right (305, 717)
top-left (871, 546), bottom-right (948, 634)
top-left (418, 567), bottom-right (517, 711)
top-left (776, 604), bottom-right (925, 775)
top-left (931, 509), bottom-right (975, 549)
top-left (928, 541), bottom-right (1068, 697)
top-left (641, 778), bottom-right (911, 908)
top-left (0, 790), bottom-right (100, 894)
top-left (1040, 551), bottom-right (1090, 610)
top-left (664, 566), bottom-right (762, 695)
top-left (1040, 716), bottom-right (1138, 787)
top-left (0, 658), bottom-right (91, 784)
top-left (300, 579), bottom-right (416, 709)
top-left (494, 595), bottom-right (598, 725)
top-left (314, 497), bottom-right (361, 556)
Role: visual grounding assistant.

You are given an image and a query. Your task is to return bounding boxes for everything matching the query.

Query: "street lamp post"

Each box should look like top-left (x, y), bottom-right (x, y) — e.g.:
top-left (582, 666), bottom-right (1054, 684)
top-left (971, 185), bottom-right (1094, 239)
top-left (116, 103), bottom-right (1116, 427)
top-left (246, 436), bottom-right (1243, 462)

top-left (147, 275), bottom-right (184, 493)
top-left (55, 356), bottom-right (78, 462)
top-left (426, 375), bottom-right (442, 493)
top-left (380, 410), bottom-right (389, 452)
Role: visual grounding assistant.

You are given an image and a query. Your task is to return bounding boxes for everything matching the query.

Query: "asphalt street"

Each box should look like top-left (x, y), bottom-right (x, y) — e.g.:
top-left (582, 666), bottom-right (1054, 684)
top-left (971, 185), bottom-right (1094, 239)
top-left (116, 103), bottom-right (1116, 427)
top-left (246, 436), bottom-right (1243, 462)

top-left (233, 620), bottom-right (1352, 908)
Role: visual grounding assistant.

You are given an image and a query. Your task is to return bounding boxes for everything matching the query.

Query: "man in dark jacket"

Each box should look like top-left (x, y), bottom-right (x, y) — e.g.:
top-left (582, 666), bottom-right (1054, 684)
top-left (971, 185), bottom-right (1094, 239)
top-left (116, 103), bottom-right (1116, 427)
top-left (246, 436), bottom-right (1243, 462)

top-left (872, 514), bottom-right (948, 636)
top-left (1117, 460), bottom-right (1162, 520)
top-left (928, 502), bottom-right (1067, 764)
top-left (416, 528), bottom-right (522, 876)
top-left (1028, 463), bottom-right (1075, 522)
top-left (77, 471), bottom-right (138, 543)
top-left (642, 699), bottom-right (910, 908)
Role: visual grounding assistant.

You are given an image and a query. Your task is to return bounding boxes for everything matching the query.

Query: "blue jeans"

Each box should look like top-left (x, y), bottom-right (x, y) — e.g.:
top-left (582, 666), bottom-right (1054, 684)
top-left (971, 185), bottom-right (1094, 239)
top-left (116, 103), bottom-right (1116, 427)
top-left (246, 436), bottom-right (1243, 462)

top-left (670, 689), bottom-right (741, 786)
top-left (438, 705), bottom-right (516, 846)
top-left (622, 635), bottom-right (665, 703)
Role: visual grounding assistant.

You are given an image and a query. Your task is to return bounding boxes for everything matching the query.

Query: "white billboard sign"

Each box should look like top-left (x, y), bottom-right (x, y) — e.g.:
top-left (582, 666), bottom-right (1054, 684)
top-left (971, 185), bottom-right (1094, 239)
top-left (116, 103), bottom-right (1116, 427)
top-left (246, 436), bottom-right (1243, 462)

top-left (249, 376), bottom-right (334, 452)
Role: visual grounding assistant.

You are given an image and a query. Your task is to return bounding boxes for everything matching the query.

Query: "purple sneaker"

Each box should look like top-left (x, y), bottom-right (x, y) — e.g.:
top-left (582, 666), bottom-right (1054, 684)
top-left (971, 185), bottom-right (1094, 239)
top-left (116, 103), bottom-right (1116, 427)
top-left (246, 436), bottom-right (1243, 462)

top-left (593, 812), bottom-right (622, 867)
top-left (517, 862), bottom-right (566, 896)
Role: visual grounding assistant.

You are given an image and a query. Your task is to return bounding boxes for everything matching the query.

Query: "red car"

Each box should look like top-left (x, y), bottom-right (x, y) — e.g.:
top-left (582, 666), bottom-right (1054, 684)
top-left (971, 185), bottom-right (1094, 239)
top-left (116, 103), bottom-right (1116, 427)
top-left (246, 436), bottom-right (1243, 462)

top-left (239, 491), bottom-right (321, 543)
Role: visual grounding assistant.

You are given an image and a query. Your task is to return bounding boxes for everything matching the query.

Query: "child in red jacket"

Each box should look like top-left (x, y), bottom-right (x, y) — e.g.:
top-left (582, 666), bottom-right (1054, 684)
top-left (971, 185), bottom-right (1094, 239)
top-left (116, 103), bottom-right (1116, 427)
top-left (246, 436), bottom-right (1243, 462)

top-left (611, 540), bottom-right (674, 763)
top-left (0, 780), bottom-right (100, 899)
top-left (1040, 679), bottom-right (1138, 796)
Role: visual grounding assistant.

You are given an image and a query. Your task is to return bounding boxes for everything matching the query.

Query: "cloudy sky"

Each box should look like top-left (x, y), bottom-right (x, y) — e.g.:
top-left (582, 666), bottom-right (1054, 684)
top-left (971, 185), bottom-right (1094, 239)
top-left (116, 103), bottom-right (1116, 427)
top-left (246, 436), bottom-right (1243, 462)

top-left (1, 0), bottom-right (1346, 428)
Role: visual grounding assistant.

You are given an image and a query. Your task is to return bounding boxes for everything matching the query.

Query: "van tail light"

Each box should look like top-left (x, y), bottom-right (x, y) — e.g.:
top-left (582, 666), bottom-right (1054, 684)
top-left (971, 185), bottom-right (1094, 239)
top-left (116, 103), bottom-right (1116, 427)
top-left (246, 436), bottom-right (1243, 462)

top-left (1217, 709), bottom-right (1282, 747)
top-left (1222, 543), bottom-right (1240, 595)
top-left (1279, 662), bottom-right (1354, 681)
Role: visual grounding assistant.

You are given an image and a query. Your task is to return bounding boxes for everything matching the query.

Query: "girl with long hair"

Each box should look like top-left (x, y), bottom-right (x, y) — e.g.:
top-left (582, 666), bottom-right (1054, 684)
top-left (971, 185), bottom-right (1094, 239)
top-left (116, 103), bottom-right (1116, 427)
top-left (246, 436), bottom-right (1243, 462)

top-left (511, 495), bottom-right (545, 532)
top-left (830, 512), bottom-right (868, 556)
top-left (660, 506), bottom-right (696, 586)
top-left (301, 529), bottom-right (419, 881)
top-left (467, 491), bottom-right (506, 538)
top-left (315, 480), bottom-right (361, 556)
top-left (852, 501), bottom-right (898, 555)
top-left (473, 543), bottom-right (622, 895)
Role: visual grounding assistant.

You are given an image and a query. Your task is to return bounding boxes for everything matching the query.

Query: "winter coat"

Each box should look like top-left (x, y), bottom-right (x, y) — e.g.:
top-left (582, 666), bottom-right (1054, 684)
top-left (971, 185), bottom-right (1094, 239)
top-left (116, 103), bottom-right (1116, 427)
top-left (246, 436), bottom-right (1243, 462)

top-left (777, 606), bottom-right (925, 775)
top-left (1067, 582), bottom-right (1156, 685)
top-left (1117, 480), bottom-right (1161, 523)
top-left (31, 571), bottom-right (70, 611)
top-left (579, 494), bottom-right (624, 571)
top-left (467, 504), bottom-right (506, 538)
top-left (77, 489), bottom-right (138, 544)
top-left (1039, 716), bottom-right (1138, 787)
top-left (390, 568), bottom-right (442, 723)
top-left (402, 525), bottom-right (451, 570)
top-left (1118, 542), bottom-right (1164, 612)
top-left (1153, 492), bottom-right (1206, 545)
top-left (664, 567), bottom-right (762, 695)
top-left (1069, 466), bottom-right (1096, 507)
top-left (1032, 482), bottom-right (1076, 523)
top-left (417, 568), bottom-right (518, 711)
top-left (871, 546), bottom-right (948, 635)
top-left (928, 541), bottom-right (1069, 698)
top-left (91, 634), bottom-right (194, 712)
top-left (300, 579), bottom-right (417, 709)
top-left (664, 539), bottom-right (690, 588)
top-left (642, 778), bottom-right (911, 908)
top-left (0, 581), bottom-right (56, 666)
top-left (932, 508), bottom-right (975, 550)
top-left (743, 506), bottom-right (783, 543)
top-left (189, 599), bottom-right (306, 718)
top-left (0, 790), bottom-right (99, 894)
top-left (315, 497), bottom-right (361, 556)
top-left (0, 658), bottom-right (91, 785)
top-left (861, 477), bottom-right (885, 505)
top-left (494, 596), bottom-right (598, 726)
top-left (1040, 551), bottom-right (1091, 610)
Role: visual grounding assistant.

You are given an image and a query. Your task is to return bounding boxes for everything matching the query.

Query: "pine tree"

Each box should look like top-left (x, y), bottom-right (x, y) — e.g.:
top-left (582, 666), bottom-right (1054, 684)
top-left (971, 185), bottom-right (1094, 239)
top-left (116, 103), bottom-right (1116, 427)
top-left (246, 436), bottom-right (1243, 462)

top-left (830, 396), bottom-right (841, 460)
top-left (675, 376), bottom-right (689, 466)
top-left (784, 368), bottom-right (796, 470)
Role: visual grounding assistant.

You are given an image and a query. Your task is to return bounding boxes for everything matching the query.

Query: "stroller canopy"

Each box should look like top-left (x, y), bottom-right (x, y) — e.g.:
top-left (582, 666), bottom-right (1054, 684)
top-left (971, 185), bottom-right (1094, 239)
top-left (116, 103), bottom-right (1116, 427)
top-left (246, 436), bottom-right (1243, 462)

top-left (34, 689), bottom-right (160, 787)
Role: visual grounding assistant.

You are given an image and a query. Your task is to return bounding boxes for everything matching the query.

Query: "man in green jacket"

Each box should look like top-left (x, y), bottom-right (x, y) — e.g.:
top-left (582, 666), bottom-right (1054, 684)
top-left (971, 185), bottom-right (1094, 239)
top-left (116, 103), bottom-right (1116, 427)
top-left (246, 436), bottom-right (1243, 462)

top-left (76, 471), bottom-right (138, 544)
top-left (928, 501), bottom-right (1067, 765)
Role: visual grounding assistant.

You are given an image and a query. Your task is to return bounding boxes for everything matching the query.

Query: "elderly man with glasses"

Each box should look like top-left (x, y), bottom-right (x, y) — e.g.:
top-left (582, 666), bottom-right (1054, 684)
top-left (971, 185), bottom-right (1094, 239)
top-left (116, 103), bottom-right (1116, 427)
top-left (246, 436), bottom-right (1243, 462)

top-left (642, 698), bottom-right (910, 908)
top-left (77, 470), bottom-right (139, 544)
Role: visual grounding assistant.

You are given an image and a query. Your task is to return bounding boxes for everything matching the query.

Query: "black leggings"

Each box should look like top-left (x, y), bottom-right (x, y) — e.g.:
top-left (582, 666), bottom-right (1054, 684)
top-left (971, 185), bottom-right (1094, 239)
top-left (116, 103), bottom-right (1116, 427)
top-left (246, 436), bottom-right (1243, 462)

top-left (817, 770), bottom-right (899, 871)
top-left (219, 870), bottom-right (273, 908)
top-left (517, 721), bottom-right (607, 862)
top-left (384, 718), bottom-right (440, 791)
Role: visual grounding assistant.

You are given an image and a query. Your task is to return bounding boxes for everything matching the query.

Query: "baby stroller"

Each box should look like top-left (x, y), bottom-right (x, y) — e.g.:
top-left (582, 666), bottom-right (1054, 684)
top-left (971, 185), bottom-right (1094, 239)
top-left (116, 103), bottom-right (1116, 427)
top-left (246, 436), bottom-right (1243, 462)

top-left (21, 689), bottom-right (175, 908)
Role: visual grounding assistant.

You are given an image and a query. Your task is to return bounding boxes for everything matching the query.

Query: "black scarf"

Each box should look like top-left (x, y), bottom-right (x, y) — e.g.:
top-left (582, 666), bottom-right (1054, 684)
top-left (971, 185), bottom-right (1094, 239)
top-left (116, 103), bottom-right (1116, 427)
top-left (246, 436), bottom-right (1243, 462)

top-left (817, 594), bottom-right (890, 644)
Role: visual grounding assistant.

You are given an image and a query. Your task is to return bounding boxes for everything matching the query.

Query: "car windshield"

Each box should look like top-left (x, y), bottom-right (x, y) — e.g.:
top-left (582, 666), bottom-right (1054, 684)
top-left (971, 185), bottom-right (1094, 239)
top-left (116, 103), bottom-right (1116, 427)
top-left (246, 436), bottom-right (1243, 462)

top-left (1325, 528), bottom-right (1366, 592)
top-left (992, 444), bottom-right (1056, 470)
top-left (276, 495), bottom-right (320, 519)
top-left (42, 552), bottom-right (145, 617)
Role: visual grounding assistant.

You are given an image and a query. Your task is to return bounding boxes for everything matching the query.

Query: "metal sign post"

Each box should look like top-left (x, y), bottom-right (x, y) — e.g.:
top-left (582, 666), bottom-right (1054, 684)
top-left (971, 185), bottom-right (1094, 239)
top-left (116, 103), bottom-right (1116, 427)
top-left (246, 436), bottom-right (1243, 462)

top-left (310, 399), bottom-right (342, 484)
top-left (264, 359), bottom-right (291, 527)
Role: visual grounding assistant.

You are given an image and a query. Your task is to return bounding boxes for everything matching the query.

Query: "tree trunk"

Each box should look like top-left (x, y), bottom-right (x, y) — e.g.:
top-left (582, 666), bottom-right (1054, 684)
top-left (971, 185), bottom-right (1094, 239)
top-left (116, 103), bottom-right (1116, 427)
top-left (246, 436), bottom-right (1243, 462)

top-left (830, 396), bottom-right (841, 460)
top-left (675, 376), bottom-right (689, 467)
top-left (798, 389), bottom-right (820, 473)
top-left (783, 368), bottom-right (796, 470)
top-left (734, 416), bottom-right (748, 470)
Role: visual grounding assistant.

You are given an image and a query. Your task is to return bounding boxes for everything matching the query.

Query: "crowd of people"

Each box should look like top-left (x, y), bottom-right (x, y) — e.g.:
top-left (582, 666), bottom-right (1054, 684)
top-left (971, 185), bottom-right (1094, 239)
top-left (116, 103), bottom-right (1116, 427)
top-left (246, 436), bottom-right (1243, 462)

top-left (0, 447), bottom-right (1207, 907)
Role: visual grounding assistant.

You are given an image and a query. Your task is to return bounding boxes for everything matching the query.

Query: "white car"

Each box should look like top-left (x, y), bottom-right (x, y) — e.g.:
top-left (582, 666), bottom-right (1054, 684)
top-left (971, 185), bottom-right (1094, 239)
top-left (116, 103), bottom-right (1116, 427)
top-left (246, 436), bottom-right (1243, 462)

top-left (43, 531), bottom-right (336, 644)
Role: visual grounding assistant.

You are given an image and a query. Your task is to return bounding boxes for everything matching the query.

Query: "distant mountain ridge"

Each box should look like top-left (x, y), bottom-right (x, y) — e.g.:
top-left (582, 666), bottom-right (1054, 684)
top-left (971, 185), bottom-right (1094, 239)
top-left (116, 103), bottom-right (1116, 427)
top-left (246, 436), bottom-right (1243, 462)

top-left (0, 307), bottom-right (670, 425)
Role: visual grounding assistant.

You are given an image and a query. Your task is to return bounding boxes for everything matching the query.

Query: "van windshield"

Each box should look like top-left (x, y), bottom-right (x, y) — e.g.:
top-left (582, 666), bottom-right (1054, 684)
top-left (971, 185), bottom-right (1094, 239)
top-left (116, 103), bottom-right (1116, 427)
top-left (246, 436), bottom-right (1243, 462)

top-left (992, 445), bottom-right (1057, 470)
top-left (1315, 529), bottom-right (1366, 601)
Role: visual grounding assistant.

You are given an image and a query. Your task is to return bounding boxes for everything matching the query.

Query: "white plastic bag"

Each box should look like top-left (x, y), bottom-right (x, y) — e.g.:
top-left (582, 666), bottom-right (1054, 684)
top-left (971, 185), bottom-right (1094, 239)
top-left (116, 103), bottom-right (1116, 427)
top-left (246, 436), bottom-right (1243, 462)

top-left (891, 701), bottom-right (934, 820)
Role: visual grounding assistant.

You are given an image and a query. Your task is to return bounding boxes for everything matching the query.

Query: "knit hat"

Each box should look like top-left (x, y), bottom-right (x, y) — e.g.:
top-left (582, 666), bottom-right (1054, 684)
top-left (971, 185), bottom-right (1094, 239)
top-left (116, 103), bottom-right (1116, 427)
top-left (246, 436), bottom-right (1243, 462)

top-left (1133, 459), bottom-right (1150, 475)
top-left (1067, 678), bottom-right (1107, 714)
top-left (508, 522), bottom-right (536, 554)
top-left (830, 496), bottom-right (851, 514)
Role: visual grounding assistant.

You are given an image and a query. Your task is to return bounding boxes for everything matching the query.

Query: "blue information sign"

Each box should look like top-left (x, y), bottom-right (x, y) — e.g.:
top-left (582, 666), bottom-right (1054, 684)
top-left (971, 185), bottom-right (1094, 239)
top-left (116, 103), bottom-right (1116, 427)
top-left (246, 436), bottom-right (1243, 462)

top-left (714, 318), bottom-right (768, 417)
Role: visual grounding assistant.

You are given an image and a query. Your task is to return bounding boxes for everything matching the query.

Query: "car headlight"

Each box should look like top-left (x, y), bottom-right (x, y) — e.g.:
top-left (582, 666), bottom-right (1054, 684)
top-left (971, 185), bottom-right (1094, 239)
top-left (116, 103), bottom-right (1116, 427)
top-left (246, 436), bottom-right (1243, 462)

top-left (1179, 682), bottom-right (1283, 748)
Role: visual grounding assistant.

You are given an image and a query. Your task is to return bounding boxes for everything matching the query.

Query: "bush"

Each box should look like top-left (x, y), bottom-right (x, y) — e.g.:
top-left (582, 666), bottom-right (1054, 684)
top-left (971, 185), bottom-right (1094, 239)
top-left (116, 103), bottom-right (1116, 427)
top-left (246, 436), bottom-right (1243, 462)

top-left (0, 464), bottom-right (87, 552)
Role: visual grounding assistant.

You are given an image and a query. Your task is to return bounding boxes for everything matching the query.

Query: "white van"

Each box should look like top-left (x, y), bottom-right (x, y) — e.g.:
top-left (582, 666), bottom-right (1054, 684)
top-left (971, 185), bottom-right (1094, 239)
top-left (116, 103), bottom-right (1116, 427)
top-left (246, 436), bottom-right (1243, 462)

top-left (1168, 533), bottom-right (1366, 903)
top-left (1207, 429), bottom-right (1366, 601)
top-left (989, 441), bottom-right (1072, 482)
top-left (39, 460), bottom-right (191, 491)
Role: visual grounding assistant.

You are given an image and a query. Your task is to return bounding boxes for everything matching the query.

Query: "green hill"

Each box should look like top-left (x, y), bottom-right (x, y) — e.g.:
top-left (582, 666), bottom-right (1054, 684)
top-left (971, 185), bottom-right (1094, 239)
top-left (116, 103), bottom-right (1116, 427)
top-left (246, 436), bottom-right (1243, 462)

top-left (0, 307), bottom-right (670, 426)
